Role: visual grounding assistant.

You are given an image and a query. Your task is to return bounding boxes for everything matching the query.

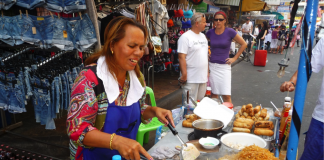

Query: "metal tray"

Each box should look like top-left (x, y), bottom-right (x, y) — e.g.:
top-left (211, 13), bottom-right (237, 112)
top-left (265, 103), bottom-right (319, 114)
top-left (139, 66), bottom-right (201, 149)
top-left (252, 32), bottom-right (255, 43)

top-left (227, 116), bottom-right (278, 142)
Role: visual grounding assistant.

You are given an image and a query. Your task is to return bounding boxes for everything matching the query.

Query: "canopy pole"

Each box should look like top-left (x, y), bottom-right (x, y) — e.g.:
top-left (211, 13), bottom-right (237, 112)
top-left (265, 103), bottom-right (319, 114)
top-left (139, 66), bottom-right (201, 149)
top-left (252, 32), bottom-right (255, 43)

top-left (237, 0), bottom-right (243, 24)
top-left (286, 0), bottom-right (318, 159)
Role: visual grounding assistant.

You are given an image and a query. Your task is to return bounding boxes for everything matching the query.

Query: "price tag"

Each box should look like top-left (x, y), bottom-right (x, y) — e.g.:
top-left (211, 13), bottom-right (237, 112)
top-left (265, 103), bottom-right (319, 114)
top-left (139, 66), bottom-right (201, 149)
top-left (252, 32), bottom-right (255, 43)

top-left (32, 27), bottom-right (36, 34)
top-left (63, 30), bottom-right (68, 38)
top-left (37, 17), bottom-right (44, 21)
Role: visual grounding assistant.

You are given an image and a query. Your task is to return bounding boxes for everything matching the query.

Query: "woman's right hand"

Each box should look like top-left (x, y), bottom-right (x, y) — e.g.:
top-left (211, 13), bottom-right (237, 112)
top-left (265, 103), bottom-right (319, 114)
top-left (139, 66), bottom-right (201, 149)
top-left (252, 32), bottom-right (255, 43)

top-left (113, 135), bottom-right (152, 160)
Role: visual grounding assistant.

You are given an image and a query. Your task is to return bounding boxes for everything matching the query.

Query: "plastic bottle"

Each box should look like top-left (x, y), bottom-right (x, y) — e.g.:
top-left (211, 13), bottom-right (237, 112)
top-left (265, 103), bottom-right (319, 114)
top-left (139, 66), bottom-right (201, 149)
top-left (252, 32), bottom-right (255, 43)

top-left (280, 109), bottom-right (292, 146)
top-left (205, 87), bottom-right (212, 98)
top-left (281, 97), bottom-right (291, 116)
top-left (279, 98), bottom-right (291, 142)
top-left (112, 155), bottom-right (122, 160)
top-left (279, 135), bottom-right (289, 160)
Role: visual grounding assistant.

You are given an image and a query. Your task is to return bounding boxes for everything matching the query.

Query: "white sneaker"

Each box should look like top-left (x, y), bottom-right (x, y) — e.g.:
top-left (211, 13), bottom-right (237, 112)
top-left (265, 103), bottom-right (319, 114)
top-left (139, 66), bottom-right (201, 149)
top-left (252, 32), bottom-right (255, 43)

top-left (249, 51), bottom-right (252, 55)
top-left (266, 59), bottom-right (268, 63)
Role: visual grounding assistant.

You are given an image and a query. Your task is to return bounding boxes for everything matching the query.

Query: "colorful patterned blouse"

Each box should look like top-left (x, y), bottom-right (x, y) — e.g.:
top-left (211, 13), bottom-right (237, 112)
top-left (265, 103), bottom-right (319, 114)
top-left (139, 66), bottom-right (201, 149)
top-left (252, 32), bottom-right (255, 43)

top-left (66, 64), bottom-right (151, 160)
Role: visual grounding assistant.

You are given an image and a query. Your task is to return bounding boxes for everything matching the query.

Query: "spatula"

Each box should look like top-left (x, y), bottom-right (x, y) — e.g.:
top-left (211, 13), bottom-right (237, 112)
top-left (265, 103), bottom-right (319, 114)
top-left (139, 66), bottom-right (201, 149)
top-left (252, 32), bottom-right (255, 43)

top-left (166, 119), bottom-right (200, 160)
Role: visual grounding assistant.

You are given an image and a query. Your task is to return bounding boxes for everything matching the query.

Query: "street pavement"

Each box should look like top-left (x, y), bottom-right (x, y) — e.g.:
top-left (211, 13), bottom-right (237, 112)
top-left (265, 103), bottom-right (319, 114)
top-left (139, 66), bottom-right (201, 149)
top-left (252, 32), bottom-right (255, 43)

top-left (232, 45), bottom-right (323, 158)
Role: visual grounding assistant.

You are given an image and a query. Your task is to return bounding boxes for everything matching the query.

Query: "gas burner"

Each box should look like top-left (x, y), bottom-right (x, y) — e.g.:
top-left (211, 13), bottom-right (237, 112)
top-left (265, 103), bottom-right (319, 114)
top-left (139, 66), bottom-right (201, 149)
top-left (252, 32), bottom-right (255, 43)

top-left (187, 131), bottom-right (228, 141)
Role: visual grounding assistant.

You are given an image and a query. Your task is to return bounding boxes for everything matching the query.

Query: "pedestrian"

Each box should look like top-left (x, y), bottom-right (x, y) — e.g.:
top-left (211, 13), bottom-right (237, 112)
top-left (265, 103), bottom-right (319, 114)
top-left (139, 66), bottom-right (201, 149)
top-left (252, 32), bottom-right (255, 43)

top-left (236, 25), bottom-right (242, 37)
top-left (242, 17), bottom-right (253, 54)
top-left (256, 21), bottom-right (268, 50)
top-left (270, 26), bottom-right (279, 53)
top-left (206, 11), bottom-right (247, 103)
top-left (280, 37), bottom-right (324, 160)
top-left (297, 32), bottom-right (301, 47)
top-left (66, 17), bottom-right (174, 160)
top-left (250, 24), bottom-right (260, 53)
top-left (178, 12), bottom-right (209, 101)
top-left (277, 25), bottom-right (287, 54)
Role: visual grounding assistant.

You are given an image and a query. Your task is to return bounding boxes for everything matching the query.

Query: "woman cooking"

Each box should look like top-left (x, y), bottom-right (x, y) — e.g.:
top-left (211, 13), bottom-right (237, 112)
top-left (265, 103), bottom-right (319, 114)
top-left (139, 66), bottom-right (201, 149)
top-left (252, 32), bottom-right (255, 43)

top-left (67, 17), bottom-right (175, 160)
top-left (206, 11), bottom-right (247, 103)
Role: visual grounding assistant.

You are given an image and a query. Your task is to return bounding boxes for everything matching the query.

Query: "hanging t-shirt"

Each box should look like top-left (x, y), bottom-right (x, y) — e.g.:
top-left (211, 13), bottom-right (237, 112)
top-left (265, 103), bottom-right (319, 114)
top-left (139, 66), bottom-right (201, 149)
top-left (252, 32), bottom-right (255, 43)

top-left (177, 30), bottom-right (208, 83)
top-left (152, 0), bottom-right (169, 53)
top-left (206, 28), bottom-right (237, 64)
top-left (100, 12), bottom-right (124, 44)
top-left (311, 37), bottom-right (324, 123)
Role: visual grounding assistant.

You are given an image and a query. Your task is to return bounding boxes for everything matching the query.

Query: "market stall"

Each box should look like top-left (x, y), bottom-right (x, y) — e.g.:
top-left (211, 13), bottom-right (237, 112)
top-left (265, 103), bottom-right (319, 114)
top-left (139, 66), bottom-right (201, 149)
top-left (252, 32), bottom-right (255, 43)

top-left (148, 97), bottom-right (283, 160)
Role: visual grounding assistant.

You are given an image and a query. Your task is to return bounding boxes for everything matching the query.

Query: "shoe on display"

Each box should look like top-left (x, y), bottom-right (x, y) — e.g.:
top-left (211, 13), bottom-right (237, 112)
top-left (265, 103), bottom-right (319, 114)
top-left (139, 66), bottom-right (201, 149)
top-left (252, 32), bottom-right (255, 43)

top-left (249, 51), bottom-right (252, 55)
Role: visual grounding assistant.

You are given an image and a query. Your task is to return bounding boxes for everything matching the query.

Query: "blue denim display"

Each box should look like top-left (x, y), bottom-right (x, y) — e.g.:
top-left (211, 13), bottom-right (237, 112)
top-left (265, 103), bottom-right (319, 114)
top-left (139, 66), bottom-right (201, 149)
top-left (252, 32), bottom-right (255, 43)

top-left (8, 72), bottom-right (27, 113)
top-left (52, 17), bottom-right (73, 51)
top-left (61, 73), bottom-right (68, 110)
top-left (0, 16), bottom-right (15, 46)
top-left (16, 0), bottom-right (45, 10)
top-left (64, 14), bottom-right (97, 52)
top-left (24, 67), bottom-right (33, 100)
top-left (0, 0), bottom-right (16, 10)
top-left (27, 15), bottom-right (56, 49)
top-left (72, 67), bottom-right (78, 82)
top-left (0, 72), bottom-right (15, 110)
top-left (63, 0), bottom-right (86, 14)
top-left (58, 75), bottom-right (63, 111)
top-left (54, 76), bottom-right (60, 114)
top-left (45, 0), bottom-right (86, 14)
top-left (51, 80), bottom-right (56, 119)
top-left (12, 14), bottom-right (42, 46)
top-left (32, 88), bottom-right (55, 130)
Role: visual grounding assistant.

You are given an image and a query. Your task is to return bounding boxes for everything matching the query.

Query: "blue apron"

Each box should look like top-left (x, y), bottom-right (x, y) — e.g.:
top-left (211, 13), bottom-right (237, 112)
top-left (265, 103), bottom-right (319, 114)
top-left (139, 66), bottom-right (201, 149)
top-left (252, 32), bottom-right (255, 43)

top-left (82, 100), bottom-right (141, 160)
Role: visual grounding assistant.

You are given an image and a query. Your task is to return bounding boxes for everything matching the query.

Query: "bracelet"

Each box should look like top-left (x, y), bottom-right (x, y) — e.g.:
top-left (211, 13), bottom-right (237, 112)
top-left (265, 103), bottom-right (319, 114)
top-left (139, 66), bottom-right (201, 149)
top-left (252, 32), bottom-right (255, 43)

top-left (110, 133), bottom-right (116, 150)
top-left (290, 81), bottom-right (295, 87)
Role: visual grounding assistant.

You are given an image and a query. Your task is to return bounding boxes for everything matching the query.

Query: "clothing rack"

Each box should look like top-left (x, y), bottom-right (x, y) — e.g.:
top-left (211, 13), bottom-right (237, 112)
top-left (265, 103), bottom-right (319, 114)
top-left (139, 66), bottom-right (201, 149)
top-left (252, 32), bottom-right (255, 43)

top-left (1, 47), bottom-right (32, 62)
top-left (37, 50), bottom-right (67, 67)
top-left (0, 49), bottom-right (71, 156)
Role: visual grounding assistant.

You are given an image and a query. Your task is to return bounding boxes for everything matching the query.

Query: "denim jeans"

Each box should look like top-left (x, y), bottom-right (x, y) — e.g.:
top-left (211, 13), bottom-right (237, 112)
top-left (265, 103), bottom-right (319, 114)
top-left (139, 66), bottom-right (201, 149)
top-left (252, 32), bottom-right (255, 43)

top-left (58, 75), bottom-right (63, 111)
top-left (0, 72), bottom-right (15, 110)
top-left (24, 67), bottom-right (33, 100)
top-left (16, 0), bottom-right (45, 10)
top-left (52, 17), bottom-right (73, 51)
top-left (54, 76), bottom-right (60, 114)
top-left (8, 72), bottom-right (27, 113)
top-left (0, 16), bottom-right (15, 46)
top-left (72, 67), bottom-right (78, 82)
top-left (13, 14), bottom-right (42, 46)
top-left (27, 15), bottom-right (56, 49)
top-left (63, 0), bottom-right (86, 14)
top-left (32, 88), bottom-right (55, 130)
top-left (64, 14), bottom-right (97, 52)
top-left (61, 74), bottom-right (68, 110)
top-left (1, 0), bottom-right (16, 10)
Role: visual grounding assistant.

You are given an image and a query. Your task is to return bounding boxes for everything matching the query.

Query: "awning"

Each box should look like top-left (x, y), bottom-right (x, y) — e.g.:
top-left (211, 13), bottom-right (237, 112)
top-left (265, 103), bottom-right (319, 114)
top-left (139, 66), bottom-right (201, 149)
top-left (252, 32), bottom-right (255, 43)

top-left (262, 11), bottom-right (284, 20)
top-left (241, 0), bottom-right (267, 12)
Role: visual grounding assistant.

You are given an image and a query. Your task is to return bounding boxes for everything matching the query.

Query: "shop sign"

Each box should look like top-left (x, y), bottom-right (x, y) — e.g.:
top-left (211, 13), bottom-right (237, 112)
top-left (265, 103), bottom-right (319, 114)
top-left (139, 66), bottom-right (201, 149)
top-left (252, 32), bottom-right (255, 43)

top-left (207, 5), bottom-right (220, 13)
top-left (277, 6), bottom-right (290, 12)
top-left (264, 0), bottom-right (280, 5)
top-left (192, 2), bottom-right (208, 13)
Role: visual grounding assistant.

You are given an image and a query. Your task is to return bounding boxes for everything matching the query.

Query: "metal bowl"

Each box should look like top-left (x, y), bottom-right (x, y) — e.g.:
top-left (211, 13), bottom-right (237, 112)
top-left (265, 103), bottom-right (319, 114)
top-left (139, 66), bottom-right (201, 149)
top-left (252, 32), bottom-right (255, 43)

top-left (192, 119), bottom-right (224, 131)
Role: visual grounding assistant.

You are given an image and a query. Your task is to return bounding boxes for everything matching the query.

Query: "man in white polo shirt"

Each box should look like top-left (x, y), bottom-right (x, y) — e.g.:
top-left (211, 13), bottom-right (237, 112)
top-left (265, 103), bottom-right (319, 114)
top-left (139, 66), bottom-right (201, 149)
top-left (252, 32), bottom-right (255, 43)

top-left (178, 12), bottom-right (208, 101)
top-left (242, 17), bottom-right (253, 53)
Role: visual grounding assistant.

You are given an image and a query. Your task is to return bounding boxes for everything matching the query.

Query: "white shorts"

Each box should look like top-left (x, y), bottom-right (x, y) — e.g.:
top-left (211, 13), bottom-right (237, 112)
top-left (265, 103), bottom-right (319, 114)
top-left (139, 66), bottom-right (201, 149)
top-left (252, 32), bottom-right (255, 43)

top-left (209, 62), bottom-right (231, 95)
top-left (183, 83), bottom-right (207, 101)
top-left (271, 39), bottom-right (278, 48)
top-left (277, 40), bottom-right (285, 47)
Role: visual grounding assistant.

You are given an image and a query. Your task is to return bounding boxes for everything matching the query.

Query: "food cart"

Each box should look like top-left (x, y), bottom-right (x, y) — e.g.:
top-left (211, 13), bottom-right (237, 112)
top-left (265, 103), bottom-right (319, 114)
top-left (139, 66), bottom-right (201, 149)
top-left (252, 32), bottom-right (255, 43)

top-left (147, 98), bottom-right (280, 160)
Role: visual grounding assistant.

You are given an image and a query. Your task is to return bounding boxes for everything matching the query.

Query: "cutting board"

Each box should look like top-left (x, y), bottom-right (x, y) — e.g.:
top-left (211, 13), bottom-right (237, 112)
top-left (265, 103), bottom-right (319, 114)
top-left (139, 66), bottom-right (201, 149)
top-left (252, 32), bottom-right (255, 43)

top-left (187, 140), bottom-right (219, 153)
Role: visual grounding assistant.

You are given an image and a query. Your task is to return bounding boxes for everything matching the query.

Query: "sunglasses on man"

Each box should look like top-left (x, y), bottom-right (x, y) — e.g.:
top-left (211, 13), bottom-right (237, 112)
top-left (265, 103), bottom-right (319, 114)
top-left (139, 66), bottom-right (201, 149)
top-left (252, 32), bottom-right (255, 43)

top-left (214, 19), bottom-right (225, 22)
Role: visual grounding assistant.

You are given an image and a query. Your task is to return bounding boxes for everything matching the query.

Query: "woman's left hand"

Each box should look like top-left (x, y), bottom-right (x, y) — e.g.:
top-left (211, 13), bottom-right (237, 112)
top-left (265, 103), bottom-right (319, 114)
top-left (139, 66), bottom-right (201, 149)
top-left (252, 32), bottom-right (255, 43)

top-left (154, 107), bottom-right (175, 128)
top-left (225, 58), bottom-right (236, 65)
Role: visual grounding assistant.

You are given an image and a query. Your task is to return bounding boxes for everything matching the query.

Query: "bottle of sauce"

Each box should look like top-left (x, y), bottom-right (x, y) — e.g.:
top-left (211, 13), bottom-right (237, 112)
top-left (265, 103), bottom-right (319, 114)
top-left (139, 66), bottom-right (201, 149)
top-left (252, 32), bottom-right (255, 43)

top-left (279, 135), bottom-right (289, 160)
top-left (279, 98), bottom-right (291, 143)
top-left (205, 87), bottom-right (211, 98)
top-left (280, 109), bottom-right (292, 146)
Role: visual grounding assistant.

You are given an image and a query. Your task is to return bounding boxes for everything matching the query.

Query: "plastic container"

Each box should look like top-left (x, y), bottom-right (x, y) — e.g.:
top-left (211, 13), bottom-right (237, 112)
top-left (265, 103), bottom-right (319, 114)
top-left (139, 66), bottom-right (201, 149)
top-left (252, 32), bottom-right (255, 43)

top-left (199, 137), bottom-right (219, 149)
top-left (279, 101), bottom-right (291, 142)
top-left (280, 109), bottom-right (292, 146)
top-left (223, 102), bottom-right (233, 110)
top-left (205, 87), bottom-right (212, 98)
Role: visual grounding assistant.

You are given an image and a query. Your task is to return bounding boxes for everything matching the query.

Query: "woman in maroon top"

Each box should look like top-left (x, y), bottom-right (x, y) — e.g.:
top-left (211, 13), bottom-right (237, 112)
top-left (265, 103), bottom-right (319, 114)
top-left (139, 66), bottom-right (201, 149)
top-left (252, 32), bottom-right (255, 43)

top-left (270, 26), bottom-right (279, 53)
